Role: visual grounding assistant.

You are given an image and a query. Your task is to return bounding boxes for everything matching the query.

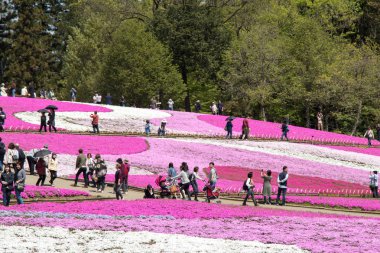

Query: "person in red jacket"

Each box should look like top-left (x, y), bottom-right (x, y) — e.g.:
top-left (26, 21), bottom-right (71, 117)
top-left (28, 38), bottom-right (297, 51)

top-left (121, 159), bottom-right (130, 194)
top-left (90, 111), bottom-right (99, 134)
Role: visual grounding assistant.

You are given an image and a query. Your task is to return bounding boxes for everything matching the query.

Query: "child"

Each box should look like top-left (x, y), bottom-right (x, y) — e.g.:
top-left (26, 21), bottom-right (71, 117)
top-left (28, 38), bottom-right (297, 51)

top-left (144, 184), bottom-right (155, 199)
top-left (145, 120), bottom-right (151, 136)
top-left (39, 112), bottom-right (47, 132)
top-left (114, 164), bottom-right (123, 200)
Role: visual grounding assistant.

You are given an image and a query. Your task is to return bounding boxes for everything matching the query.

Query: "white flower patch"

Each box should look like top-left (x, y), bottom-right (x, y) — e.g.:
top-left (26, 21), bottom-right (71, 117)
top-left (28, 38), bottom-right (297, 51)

top-left (0, 225), bottom-right (308, 253)
top-left (176, 139), bottom-right (380, 172)
top-left (15, 104), bottom-right (173, 133)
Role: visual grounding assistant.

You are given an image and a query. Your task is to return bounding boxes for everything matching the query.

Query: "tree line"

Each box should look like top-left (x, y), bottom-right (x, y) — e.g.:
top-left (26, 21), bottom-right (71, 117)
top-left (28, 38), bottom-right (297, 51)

top-left (1, 0), bottom-right (380, 135)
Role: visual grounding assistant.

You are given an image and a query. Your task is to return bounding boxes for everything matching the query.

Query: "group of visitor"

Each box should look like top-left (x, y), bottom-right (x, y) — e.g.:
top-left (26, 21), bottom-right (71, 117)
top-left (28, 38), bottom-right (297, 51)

top-left (0, 138), bottom-right (58, 206)
top-left (73, 149), bottom-right (130, 197)
top-left (39, 108), bottom-right (57, 133)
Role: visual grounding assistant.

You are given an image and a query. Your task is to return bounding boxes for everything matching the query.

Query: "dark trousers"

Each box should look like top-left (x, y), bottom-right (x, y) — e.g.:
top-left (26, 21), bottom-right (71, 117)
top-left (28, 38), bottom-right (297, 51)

top-left (243, 189), bottom-right (258, 206)
top-left (97, 176), bottom-right (105, 191)
top-left (121, 176), bottom-right (128, 192)
top-left (226, 130), bottom-right (232, 139)
top-left (276, 187), bottom-right (287, 205)
top-left (92, 124), bottom-right (99, 134)
top-left (179, 182), bottom-right (191, 200)
top-left (39, 124), bottom-right (47, 132)
top-left (0, 123), bottom-right (4, 132)
top-left (75, 167), bottom-right (88, 186)
top-left (370, 186), bottom-right (379, 198)
top-left (49, 170), bottom-right (57, 184)
top-left (27, 156), bottom-right (35, 175)
top-left (36, 175), bottom-right (46, 186)
top-left (49, 124), bottom-right (57, 132)
top-left (190, 180), bottom-right (199, 200)
top-left (86, 169), bottom-right (96, 187)
top-left (2, 189), bottom-right (11, 206)
top-left (281, 132), bottom-right (289, 141)
top-left (367, 137), bottom-right (372, 147)
top-left (114, 185), bottom-right (123, 200)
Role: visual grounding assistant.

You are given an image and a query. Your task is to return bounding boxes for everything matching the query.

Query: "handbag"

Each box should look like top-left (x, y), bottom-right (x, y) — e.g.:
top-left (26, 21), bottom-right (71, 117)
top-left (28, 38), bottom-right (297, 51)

top-left (17, 183), bottom-right (25, 192)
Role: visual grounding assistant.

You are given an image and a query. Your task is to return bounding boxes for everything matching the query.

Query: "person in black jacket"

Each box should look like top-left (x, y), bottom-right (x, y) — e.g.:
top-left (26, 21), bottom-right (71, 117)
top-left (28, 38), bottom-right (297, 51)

top-left (48, 109), bottom-right (57, 132)
top-left (39, 112), bottom-right (47, 132)
top-left (0, 137), bottom-right (5, 172)
top-left (144, 184), bottom-right (155, 199)
top-left (276, 166), bottom-right (289, 206)
top-left (15, 144), bottom-right (26, 170)
top-left (114, 164), bottom-right (123, 200)
top-left (1, 165), bottom-right (14, 206)
top-left (0, 107), bottom-right (6, 132)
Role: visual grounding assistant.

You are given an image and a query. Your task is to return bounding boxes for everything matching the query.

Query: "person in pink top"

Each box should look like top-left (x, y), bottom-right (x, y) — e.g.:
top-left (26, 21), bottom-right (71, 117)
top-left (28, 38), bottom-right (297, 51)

top-left (240, 118), bottom-right (250, 140)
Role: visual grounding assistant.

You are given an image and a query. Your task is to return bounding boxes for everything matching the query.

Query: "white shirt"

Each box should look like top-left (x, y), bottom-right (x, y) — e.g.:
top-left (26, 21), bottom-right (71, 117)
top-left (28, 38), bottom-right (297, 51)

top-left (277, 174), bottom-right (289, 188)
top-left (245, 178), bottom-right (254, 188)
top-left (21, 87), bottom-right (28, 96)
top-left (97, 95), bottom-right (102, 103)
top-left (209, 167), bottom-right (217, 182)
top-left (172, 171), bottom-right (190, 184)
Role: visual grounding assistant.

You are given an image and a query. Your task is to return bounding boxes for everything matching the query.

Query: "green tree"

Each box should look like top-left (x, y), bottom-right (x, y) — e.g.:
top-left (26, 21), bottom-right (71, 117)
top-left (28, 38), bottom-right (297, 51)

top-left (151, 0), bottom-right (231, 111)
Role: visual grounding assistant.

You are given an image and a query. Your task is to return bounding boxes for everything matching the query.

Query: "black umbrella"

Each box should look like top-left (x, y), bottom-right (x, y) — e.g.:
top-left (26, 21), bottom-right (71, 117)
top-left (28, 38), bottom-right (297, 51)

top-left (34, 149), bottom-right (52, 158)
top-left (45, 105), bottom-right (58, 110)
top-left (225, 116), bottom-right (236, 121)
top-left (38, 109), bottom-right (49, 113)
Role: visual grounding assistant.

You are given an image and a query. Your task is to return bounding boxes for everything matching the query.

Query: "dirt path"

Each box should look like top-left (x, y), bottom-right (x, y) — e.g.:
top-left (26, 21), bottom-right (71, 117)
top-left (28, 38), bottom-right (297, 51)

top-left (25, 175), bottom-right (380, 218)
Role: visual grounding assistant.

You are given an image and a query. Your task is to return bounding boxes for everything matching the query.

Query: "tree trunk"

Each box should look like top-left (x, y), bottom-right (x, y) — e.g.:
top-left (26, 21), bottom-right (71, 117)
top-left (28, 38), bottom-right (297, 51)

top-left (260, 104), bottom-right (267, 121)
top-left (181, 65), bottom-right (191, 112)
top-left (305, 104), bottom-right (310, 128)
top-left (351, 100), bottom-right (362, 136)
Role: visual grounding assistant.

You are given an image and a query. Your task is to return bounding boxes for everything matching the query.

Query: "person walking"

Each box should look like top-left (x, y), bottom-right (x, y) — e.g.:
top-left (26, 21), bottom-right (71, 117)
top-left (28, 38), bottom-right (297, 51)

top-left (369, 171), bottom-right (378, 198)
top-left (194, 100), bottom-right (201, 113)
top-left (145, 120), bottom-right (151, 136)
top-left (189, 166), bottom-right (204, 201)
top-left (21, 86), bottom-right (28, 97)
top-left (85, 153), bottom-right (96, 187)
top-left (261, 169), bottom-right (273, 204)
top-left (171, 164), bottom-right (191, 200)
top-left (26, 148), bottom-right (39, 175)
top-left (240, 118), bottom-right (250, 140)
top-left (90, 111), bottom-right (100, 134)
top-left (317, 112), bottom-right (323, 131)
top-left (70, 88), bottom-right (77, 102)
top-left (35, 157), bottom-right (47, 186)
top-left (242, 172), bottom-right (258, 206)
top-left (217, 101), bottom-right (223, 115)
top-left (211, 102), bottom-right (217, 115)
top-left (120, 96), bottom-right (126, 107)
top-left (1, 165), bottom-right (14, 206)
top-left (105, 93), bottom-right (112, 105)
top-left (39, 112), bottom-right (47, 132)
top-left (3, 142), bottom-right (19, 170)
top-left (14, 162), bottom-right (26, 204)
top-left (167, 162), bottom-right (177, 178)
top-left (28, 83), bottom-right (35, 98)
top-left (96, 94), bottom-right (102, 104)
top-left (276, 166), bottom-right (289, 206)
top-left (114, 164), bottom-right (123, 200)
top-left (0, 107), bottom-right (6, 132)
top-left (158, 119), bottom-right (167, 136)
top-left (168, 99), bottom-right (174, 111)
top-left (0, 83), bottom-right (7, 97)
top-left (48, 153), bottom-right (58, 186)
top-left (48, 109), bottom-right (57, 133)
top-left (208, 162), bottom-right (217, 189)
top-left (94, 154), bottom-right (107, 193)
top-left (0, 138), bottom-right (5, 171)
top-left (364, 127), bottom-right (374, 147)
top-left (121, 159), bottom-right (130, 194)
top-left (280, 122), bottom-right (289, 141)
top-left (15, 144), bottom-right (25, 169)
top-left (10, 81), bottom-right (16, 97)
top-left (74, 149), bottom-right (88, 187)
top-left (225, 119), bottom-right (233, 139)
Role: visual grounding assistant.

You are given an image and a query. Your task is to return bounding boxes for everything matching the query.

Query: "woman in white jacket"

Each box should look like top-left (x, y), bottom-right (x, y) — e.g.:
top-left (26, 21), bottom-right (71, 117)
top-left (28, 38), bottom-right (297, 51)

top-left (3, 143), bottom-right (19, 169)
top-left (48, 153), bottom-right (58, 186)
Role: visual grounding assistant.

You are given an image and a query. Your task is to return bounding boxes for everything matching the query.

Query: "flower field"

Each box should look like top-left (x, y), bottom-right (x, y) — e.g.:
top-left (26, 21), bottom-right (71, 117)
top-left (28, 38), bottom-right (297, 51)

top-left (0, 199), bottom-right (379, 253)
top-left (0, 185), bottom-right (89, 200)
top-left (4, 96), bottom-right (376, 145)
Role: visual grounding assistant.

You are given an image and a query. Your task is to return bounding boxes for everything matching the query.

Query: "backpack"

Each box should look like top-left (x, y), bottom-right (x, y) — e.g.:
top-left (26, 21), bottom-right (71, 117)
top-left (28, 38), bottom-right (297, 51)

top-left (188, 173), bottom-right (195, 182)
top-left (242, 179), bottom-right (251, 191)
